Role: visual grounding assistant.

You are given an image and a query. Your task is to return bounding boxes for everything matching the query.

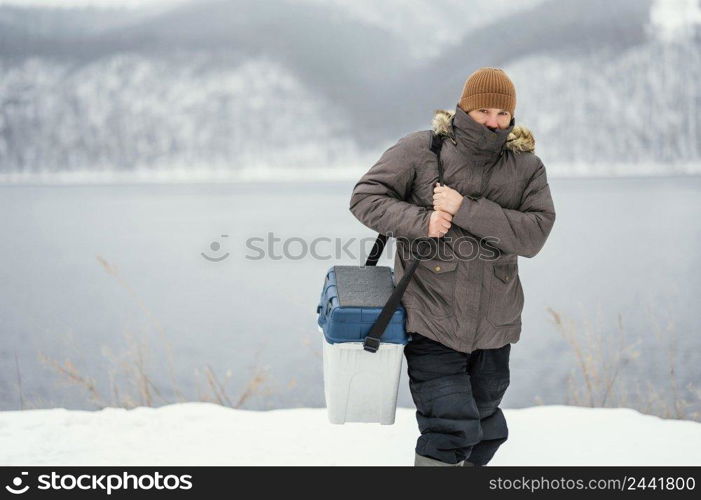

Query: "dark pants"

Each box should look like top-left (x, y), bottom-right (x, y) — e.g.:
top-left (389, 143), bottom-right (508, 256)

top-left (404, 332), bottom-right (511, 465)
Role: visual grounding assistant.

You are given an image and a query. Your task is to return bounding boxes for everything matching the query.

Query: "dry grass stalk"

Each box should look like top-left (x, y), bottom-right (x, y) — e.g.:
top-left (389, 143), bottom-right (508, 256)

top-left (546, 304), bottom-right (699, 421)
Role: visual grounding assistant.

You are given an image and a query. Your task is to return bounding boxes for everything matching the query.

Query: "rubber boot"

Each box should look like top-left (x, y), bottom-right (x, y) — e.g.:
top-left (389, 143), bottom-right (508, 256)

top-left (414, 452), bottom-right (464, 466)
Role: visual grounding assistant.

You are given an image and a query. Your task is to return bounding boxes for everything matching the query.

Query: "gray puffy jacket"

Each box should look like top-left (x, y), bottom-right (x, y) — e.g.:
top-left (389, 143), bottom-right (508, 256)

top-left (349, 104), bottom-right (556, 353)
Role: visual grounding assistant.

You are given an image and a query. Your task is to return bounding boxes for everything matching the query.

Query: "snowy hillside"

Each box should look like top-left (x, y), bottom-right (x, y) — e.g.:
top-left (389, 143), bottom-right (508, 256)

top-left (0, 54), bottom-right (366, 173)
top-left (1, 403), bottom-right (700, 466)
top-left (0, 0), bottom-right (699, 179)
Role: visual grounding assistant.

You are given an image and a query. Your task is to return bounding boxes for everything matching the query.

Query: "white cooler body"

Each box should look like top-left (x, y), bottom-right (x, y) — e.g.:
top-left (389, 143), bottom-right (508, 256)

top-left (320, 327), bottom-right (405, 425)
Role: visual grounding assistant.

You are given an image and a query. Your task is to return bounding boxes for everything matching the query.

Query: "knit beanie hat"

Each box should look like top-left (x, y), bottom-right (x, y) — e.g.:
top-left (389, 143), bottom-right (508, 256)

top-left (459, 67), bottom-right (516, 117)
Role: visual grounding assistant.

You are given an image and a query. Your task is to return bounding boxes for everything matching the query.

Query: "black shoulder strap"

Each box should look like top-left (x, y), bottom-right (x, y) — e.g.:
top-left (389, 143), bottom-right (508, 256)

top-left (429, 130), bottom-right (446, 186)
top-left (362, 131), bottom-right (446, 352)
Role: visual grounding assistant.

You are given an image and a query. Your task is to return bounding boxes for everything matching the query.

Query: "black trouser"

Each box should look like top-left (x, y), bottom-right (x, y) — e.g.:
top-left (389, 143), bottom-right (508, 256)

top-left (404, 332), bottom-right (511, 465)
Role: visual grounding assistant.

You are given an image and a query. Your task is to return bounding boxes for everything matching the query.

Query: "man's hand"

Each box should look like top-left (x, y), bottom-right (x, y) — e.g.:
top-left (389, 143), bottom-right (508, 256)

top-left (428, 210), bottom-right (452, 237)
top-left (433, 183), bottom-right (464, 216)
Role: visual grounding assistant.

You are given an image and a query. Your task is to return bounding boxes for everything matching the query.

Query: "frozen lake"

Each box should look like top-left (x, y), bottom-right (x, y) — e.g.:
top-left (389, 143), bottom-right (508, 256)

top-left (0, 176), bottom-right (699, 416)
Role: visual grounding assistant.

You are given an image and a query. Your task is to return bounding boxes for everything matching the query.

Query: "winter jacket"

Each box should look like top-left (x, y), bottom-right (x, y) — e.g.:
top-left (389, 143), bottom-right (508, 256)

top-left (349, 104), bottom-right (556, 353)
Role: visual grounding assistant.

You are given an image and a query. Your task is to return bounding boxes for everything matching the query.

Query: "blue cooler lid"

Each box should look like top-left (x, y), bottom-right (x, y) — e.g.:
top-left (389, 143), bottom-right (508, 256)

top-left (317, 266), bottom-right (409, 345)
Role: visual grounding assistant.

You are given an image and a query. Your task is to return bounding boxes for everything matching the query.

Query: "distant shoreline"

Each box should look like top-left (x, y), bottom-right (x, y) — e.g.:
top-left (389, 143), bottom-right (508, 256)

top-left (0, 164), bottom-right (700, 186)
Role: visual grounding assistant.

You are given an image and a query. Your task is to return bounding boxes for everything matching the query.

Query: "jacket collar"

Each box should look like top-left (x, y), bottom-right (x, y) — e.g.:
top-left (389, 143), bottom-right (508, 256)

top-left (452, 104), bottom-right (514, 159)
top-left (431, 105), bottom-right (536, 158)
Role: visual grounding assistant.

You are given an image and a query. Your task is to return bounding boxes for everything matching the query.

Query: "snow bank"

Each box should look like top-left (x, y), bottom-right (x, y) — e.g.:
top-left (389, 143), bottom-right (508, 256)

top-left (1, 404), bottom-right (699, 466)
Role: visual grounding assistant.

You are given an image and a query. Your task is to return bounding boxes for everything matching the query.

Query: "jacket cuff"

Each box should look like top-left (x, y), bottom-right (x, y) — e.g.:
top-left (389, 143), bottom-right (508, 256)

top-left (406, 209), bottom-right (432, 240)
top-left (452, 194), bottom-right (482, 230)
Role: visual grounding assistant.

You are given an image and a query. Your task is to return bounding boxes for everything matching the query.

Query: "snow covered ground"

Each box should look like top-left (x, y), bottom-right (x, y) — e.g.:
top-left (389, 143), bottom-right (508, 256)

top-left (1, 403), bottom-right (699, 466)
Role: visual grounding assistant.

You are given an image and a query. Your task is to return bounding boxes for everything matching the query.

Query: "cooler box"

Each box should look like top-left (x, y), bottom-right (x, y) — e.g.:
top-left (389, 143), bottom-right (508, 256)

top-left (316, 265), bottom-right (410, 425)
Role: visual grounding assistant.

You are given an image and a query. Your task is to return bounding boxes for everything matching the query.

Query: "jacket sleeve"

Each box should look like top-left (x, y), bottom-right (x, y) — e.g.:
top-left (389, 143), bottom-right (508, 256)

top-left (349, 134), bottom-right (431, 240)
top-left (451, 158), bottom-right (556, 258)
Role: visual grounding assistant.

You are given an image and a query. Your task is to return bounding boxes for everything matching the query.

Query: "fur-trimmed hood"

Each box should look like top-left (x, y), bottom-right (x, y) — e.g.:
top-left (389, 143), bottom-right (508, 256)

top-left (431, 108), bottom-right (535, 153)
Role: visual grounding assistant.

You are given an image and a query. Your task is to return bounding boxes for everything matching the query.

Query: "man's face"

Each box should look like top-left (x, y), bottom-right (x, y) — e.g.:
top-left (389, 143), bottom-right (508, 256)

top-left (467, 108), bottom-right (512, 131)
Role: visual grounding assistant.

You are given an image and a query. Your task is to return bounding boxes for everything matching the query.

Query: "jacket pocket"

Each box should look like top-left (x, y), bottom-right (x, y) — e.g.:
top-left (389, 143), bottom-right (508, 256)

top-left (402, 258), bottom-right (458, 319)
top-left (487, 262), bottom-right (524, 328)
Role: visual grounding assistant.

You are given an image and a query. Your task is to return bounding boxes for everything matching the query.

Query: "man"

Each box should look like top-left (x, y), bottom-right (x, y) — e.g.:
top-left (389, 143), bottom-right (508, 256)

top-left (348, 67), bottom-right (556, 466)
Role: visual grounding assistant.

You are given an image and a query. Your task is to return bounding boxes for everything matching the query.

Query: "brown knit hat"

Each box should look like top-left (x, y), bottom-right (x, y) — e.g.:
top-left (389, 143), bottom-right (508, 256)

top-left (459, 67), bottom-right (516, 116)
